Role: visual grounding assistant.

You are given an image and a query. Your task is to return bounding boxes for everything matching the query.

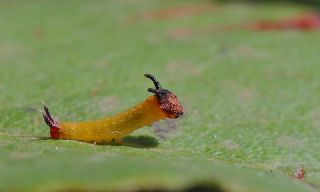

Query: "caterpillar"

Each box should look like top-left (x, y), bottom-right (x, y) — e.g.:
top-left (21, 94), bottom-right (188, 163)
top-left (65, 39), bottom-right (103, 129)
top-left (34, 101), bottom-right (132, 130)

top-left (43, 74), bottom-right (184, 143)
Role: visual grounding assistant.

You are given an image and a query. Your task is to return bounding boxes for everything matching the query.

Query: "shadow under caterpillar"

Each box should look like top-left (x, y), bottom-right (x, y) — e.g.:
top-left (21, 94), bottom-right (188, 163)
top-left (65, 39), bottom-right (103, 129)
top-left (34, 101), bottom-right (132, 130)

top-left (43, 74), bottom-right (184, 144)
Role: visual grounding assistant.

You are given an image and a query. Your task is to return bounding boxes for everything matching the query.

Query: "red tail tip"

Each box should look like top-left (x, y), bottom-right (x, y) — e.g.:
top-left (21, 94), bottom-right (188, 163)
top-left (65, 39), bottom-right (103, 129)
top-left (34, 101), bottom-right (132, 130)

top-left (42, 105), bottom-right (61, 139)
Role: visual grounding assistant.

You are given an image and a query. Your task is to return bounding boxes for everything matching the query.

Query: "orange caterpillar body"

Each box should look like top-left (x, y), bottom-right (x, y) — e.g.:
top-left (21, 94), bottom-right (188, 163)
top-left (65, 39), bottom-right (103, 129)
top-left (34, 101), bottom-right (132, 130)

top-left (43, 74), bottom-right (184, 143)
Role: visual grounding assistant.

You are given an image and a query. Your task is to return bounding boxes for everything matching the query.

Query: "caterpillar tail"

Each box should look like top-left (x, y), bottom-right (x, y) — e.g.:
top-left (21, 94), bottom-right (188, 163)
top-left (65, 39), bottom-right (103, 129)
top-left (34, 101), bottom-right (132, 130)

top-left (42, 105), bottom-right (61, 139)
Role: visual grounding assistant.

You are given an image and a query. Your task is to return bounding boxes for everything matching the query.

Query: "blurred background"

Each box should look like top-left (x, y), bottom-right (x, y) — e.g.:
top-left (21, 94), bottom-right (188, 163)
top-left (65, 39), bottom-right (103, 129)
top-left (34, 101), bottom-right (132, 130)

top-left (218, 0), bottom-right (320, 7)
top-left (0, 0), bottom-right (319, 191)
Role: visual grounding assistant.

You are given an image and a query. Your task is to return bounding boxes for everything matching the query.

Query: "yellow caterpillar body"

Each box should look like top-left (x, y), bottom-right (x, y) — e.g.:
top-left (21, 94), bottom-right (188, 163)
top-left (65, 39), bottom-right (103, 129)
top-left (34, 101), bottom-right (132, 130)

top-left (60, 95), bottom-right (167, 143)
top-left (43, 74), bottom-right (184, 143)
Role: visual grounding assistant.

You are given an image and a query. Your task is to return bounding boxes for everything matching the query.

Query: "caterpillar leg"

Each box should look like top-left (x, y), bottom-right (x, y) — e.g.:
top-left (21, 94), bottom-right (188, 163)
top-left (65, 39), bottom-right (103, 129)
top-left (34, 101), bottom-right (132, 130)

top-left (42, 105), bottom-right (60, 139)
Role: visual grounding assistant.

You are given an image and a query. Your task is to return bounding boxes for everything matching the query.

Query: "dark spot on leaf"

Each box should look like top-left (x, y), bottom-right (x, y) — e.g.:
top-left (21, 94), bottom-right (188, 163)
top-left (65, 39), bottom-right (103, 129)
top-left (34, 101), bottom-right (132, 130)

top-left (137, 183), bottom-right (226, 192)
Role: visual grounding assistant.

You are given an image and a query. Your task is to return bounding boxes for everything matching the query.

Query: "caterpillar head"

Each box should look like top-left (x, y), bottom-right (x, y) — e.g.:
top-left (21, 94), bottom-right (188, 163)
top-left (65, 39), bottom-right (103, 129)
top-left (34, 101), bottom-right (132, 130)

top-left (145, 74), bottom-right (184, 119)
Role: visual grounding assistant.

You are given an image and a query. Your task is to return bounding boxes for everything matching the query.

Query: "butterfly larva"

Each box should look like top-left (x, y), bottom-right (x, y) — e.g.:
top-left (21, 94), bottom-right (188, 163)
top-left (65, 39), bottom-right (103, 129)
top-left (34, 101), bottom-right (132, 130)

top-left (43, 74), bottom-right (184, 143)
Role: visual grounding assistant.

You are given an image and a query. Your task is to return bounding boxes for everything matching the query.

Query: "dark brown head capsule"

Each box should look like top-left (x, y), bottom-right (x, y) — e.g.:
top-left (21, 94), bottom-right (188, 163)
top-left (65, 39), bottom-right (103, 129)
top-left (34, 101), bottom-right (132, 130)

top-left (144, 74), bottom-right (184, 118)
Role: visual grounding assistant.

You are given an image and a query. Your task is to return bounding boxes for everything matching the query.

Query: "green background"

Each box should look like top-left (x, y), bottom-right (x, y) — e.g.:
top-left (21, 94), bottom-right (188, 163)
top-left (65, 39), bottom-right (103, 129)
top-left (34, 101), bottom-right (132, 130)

top-left (0, 1), bottom-right (319, 191)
